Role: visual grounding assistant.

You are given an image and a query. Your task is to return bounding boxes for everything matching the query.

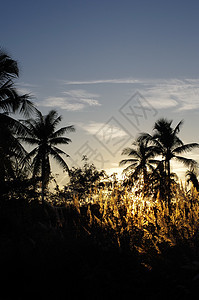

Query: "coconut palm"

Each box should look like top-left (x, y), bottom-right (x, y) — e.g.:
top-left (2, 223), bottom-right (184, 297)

top-left (20, 109), bottom-right (75, 204)
top-left (0, 114), bottom-right (28, 189)
top-left (140, 118), bottom-right (199, 208)
top-left (0, 51), bottom-right (35, 190)
top-left (0, 50), bottom-right (34, 116)
top-left (186, 169), bottom-right (199, 192)
top-left (120, 137), bottom-right (159, 193)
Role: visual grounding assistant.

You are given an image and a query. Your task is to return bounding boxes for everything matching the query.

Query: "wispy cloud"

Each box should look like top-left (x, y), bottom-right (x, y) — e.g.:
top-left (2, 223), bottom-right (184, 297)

top-left (142, 78), bottom-right (199, 111)
top-left (39, 77), bottom-right (199, 112)
top-left (40, 97), bottom-right (85, 111)
top-left (80, 121), bottom-right (128, 138)
top-left (39, 89), bottom-right (101, 111)
top-left (63, 77), bottom-right (199, 111)
top-left (64, 78), bottom-right (140, 85)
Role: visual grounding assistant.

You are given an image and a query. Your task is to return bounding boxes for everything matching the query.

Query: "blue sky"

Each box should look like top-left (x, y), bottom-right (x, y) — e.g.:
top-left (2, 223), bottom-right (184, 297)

top-left (2, 0), bottom-right (199, 183)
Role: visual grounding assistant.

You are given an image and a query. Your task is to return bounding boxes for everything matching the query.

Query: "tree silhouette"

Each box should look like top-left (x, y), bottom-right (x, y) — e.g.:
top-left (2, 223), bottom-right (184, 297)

top-left (186, 169), bottom-right (199, 192)
top-left (120, 137), bottom-right (159, 193)
top-left (67, 156), bottom-right (106, 199)
top-left (0, 50), bottom-right (35, 190)
top-left (140, 118), bottom-right (199, 208)
top-left (20, 109), bottom-right (75, 204)
top-left (0, 50), bottom-right (35, 116)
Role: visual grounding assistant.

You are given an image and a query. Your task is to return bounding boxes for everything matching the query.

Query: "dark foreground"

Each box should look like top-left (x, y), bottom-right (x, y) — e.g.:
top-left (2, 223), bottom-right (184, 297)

top-left (1, 198), bottom-right (199, 300)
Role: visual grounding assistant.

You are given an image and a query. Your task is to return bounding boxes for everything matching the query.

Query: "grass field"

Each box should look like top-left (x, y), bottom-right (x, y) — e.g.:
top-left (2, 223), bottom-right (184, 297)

top-left (1, 184), bottom-right (199, 299)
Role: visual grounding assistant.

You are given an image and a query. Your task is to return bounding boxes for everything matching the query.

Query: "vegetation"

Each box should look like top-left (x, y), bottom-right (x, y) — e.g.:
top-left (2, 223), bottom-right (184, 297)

top-left (1, 50), bottom-right (199, 299)
top-left (20, 109), bottom-right (75, 204)
top-left (0, 51), bottom-right (35, 194)
top-left (120, 137), bottom-right (160, 194)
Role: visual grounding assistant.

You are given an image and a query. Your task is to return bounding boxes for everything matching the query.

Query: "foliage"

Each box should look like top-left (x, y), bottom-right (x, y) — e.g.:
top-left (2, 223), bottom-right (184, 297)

top-left (2, 183), bottom-right (199, 298)
top-left (0, 50), bottom-right (35, 191)
top-left (120, 137), bottom-right (160, 195)
top-left (121, 118), bottom-right (199, 207)
top-left (186, 168), bottom-right (199, 192)
top-left (19, 109), bottom-right (75, 203)
top-left (68, 184), bottom-right (199, 255)
top-left (65, 157), bottom-right (107, 200)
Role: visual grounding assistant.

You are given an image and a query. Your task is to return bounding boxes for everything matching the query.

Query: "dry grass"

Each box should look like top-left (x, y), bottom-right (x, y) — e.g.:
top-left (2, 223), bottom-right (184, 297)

top-left (69, 184), bottom-right (199, 259)
top-left (2, 184), bottom-right (199, 298)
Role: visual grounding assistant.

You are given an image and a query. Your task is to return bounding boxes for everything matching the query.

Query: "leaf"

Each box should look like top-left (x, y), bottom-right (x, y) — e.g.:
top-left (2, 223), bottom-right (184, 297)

top-left (173, 143), bottom-right (199, 154)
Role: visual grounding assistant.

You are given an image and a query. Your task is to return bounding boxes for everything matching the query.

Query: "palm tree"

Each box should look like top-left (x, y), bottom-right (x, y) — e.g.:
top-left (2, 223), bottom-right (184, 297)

top-left (20, 109), bottom-right (75, 204)
top-left (149, 161), bottom-right (178, 200)
top-left (0, 50), bottom-right (35, 116)
top-left (0, 114), bottom-right (28, 190)
top-left (140, 118), bottom-right (199, 208)
top-left (120, 137), bottom-right (159, 194)
top-left (186, 169), bottom-right (199, 192)
top-left (0, 50), bottom-right (35, 190)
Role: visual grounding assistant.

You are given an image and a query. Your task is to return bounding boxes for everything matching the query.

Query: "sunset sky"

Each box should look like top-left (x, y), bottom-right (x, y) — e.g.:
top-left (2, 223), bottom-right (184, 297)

top-left (2, 0), bottom-right (199, 184)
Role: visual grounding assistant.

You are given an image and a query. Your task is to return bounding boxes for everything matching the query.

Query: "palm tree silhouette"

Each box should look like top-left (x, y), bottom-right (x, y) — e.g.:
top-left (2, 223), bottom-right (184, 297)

top-left (120, 137), bottom-right (159, 193)
top-left (20, 109), bottom-right (75, 204)
top-left (0, 50), bottom-right (34, 116)
top-left (140, 118), bottom-right (199, 208)
top-left (186, 169), bottom-right (199, 192)
top-left (0, 51), bottom-right (35, 189)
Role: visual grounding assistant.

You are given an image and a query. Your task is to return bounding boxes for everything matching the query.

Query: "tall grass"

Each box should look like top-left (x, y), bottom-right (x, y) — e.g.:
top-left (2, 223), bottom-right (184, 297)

top-left (68, 184), bottom-right (199, 260)
top-left (1, 183), bottom-right (199, 298)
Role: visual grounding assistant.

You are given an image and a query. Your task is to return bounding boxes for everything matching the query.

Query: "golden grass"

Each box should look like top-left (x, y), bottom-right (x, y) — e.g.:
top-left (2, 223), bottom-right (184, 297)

top-left (70, 184), bottom-right (199, 256)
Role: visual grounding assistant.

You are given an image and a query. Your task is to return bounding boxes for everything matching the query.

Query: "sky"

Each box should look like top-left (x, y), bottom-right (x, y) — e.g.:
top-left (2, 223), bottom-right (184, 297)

top-left (1, 0), bottom-right (199, 184)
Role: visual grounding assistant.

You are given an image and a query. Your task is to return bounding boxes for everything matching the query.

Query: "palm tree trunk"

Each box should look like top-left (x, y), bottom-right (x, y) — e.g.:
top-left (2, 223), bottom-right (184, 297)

top-left (143, 167), bottom-right (147, 195)
top-left (41, 156), bottom-right (46, 205)
top-left (167, 159), bottom-right (171, 214)
top-left (41, 155), bottom-right (50, 205)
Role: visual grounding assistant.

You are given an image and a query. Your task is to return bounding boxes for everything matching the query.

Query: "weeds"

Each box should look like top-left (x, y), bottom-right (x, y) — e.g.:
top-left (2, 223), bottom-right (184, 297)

top-left (1, 184), bottom-right (199, 298)
top-left (67, 184), bottom-right (199, 262)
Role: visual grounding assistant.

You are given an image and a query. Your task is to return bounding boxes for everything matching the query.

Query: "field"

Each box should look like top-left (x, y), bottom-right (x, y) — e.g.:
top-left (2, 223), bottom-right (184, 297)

top-left (1, 184), bottom-right (199, 299)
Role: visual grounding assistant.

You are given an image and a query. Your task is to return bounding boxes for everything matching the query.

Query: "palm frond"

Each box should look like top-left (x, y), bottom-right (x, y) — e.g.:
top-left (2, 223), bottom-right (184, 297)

top-left (50, 125), bottom-right (75, 139)
top-left (173, 120), bottom-right (184, 135)
top-left (19, 137), bottom-right (40, 145)
top-left (50, 137), bottom-right (72, 145)
top-left (18, 94), bottom-right (36, 117)
top-left (0, 81), bottom-right (35, 116)
top-left (174, 155), bottom-right (198, 168)
top-left (51, 146), bottom-right (69, 156)
top-left (153, 118), bottom-right (172, 132)
top-left (171, 136), bottom-right (184, 148)
top-left (121, 147), bottom-right (140, 158)
top-left (173, 143), bottom-right (199, 154)
top-left (0, 51), bottom-right (19, 80)
top-left (122, 162), bottom-right (139, 173)
top-left (137, 132), bottom-right (153, 143)
top-left (45, 110), bottom-right (61, 129)
top-left (0, 113), bottom-right (29, 136)
top-left (119, 158), bottom-right (138, 166)
top-left (50, 147), bottom-right (70, 172)
top-left (20, 119), bottom-right (39, 138)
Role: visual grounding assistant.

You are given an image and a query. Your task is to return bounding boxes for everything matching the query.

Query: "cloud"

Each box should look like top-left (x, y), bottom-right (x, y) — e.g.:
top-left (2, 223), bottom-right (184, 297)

top-left (39, 77), bottom-right (199, 112)
top-left (80, 121), bottom-right (128, 138)
top-left (40, 97), bottom-right (85, 111)
top-left (39, 89), bottom-right (101, 111)
top-left (64, 78), bottom-right (140, 85)
top-left (63, 77), bottom-right (199, 111)
top-left (142, 78), bottom-right (199, 111)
